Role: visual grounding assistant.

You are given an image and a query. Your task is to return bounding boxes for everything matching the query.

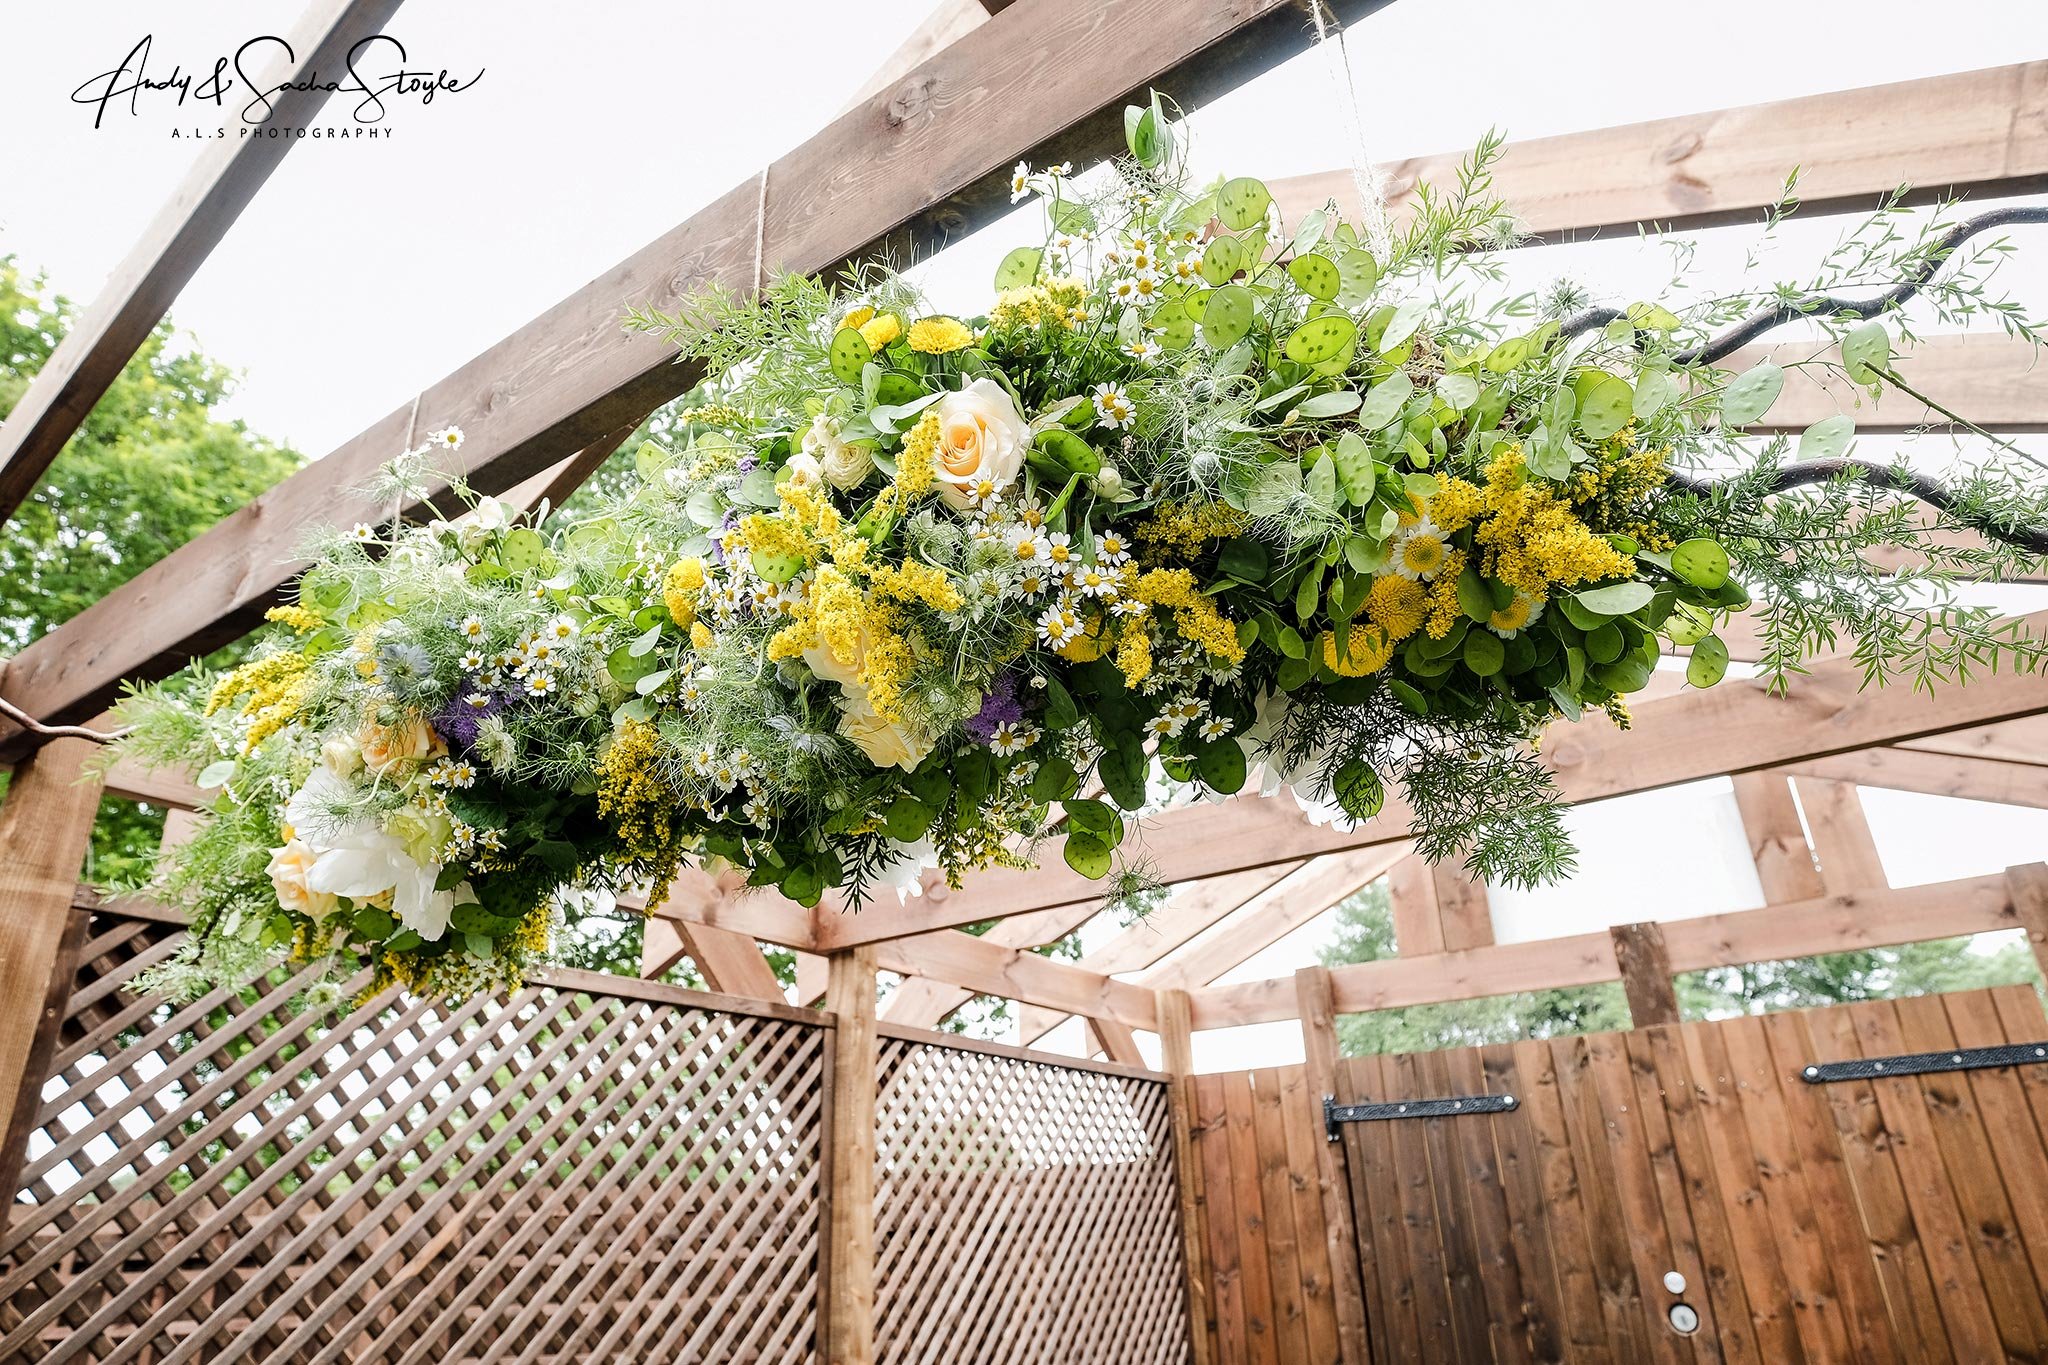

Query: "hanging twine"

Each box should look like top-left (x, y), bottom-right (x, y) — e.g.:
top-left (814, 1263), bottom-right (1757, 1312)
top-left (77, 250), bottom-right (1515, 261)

top-left (1306, 0), bottom-right (1394, 260)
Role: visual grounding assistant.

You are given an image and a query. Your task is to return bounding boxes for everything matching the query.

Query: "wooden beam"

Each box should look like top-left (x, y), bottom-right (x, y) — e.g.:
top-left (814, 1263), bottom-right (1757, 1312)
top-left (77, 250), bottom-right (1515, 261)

top-left (1776, 747), bottom-right (2048, 810)
top-left (1293, 967), bottom-right (1372, 1364)
top-left (0, 739), bottom-right (106, 1221)
top-left (1431, 856), bottom-right (1492, 952)
top-left (1155, 988), bottom-right (1215, 1365)
top-left (821, 948), bottom-right (878, 1365)
top-left (1087, 1016), bottom-right (1148, 1067)
top-left (1187, 869), bottom-right (2017, 1029)
top-left (1271, 61), bottom-right (2048, 241)
top-left (0, 0), bottom-right (1398, 750)
top-left (1016, 863), bottom-right (1304, 1044)
top-left (1609, 922), bottom-right (1680, 1027)
top-left (1385, 855), bottom-right (1444, 955)
top-left (0, 0), bottom-right (407, 525)
top-left (880, 898), bottom-right (1104, 1027)
top-left (817, 623), bottom-right (2048, 946)
top-left (1903, 715), bottom-right (2048, 767)
top-left (636, 868), bottom-right (819, 951)
top-left (1741, 332), bottom-right (2048, 435)
top-left (1730, 773), bottom-right (1826, 903)
top-left (870, 929), bottom-right (1158, 1031)
top-left (673, 922), bottom-right (786, 1003)
top-left (1790, 777), bottom-right (1889, 895)
top-left (640, 916), bottom-right (688, 979)
top-left (2008, 864), bottom-right (2048, 985)
top-left (844, 0), bottom-right (990, 110)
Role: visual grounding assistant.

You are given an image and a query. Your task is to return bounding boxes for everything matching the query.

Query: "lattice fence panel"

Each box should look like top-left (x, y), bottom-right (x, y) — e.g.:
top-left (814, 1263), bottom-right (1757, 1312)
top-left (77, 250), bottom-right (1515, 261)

top-left (872, 1035), bottom-right (1189, 1365)
top-left (1, 911), bottom-right (826, 1365)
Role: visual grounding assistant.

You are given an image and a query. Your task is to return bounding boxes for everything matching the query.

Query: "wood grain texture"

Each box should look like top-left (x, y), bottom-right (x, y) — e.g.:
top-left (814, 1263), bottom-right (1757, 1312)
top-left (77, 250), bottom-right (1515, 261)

top-left (1730, 773), bottom-right (1826, 903)
top-left (1271, 61), bottom-right (2048, 239)
top-left (872, 923), bottom-right (1160, 1030)
top-left (881, 897), bottom-right (1103, 1027)
top-left (673, 920), bottom-right (786, 1001)
top-left (823, 947), bottom-right (879, 1365)
top-left (1790, 778), bottom-right (1888, 896)
top-left (2009, 863), bottom-right (2048, 985)
top-left (1609, 922), bottom-right (1680, 1028)
top-left (1775, 747), bottom-right (2048, 810)
top-left (0, 0), bottom-right (406, 524)
top-left (1158, 988), bottom-right (1217, 1365)
top-left (1294, 969), bottom-right (1372, 1364)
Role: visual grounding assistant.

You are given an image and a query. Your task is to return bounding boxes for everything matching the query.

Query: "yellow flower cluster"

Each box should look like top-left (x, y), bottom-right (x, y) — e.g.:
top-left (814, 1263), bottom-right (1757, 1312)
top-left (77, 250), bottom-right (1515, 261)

top-left (1321, 624), bottom-right (1396, 677)
top-left (1364, 573), bottom-right (1429, 641)
top-left (594, 720), bottom-right (686, 905)
top-left (896, 410), bottom-right (941, 497)
top-left (1567, 442), bottom-right (1675, 551)
top-left (858, 313), bottom-right (902, 350)
top-left (869, 559), bottom-right (962, 612)
top-left (1473, 448), bottom-right (1635, 596)
top-left (663, 556), bottom-right (706, 625)
top-left (677, 403), bottom-right (746, 428)
top-left (1424, 549), bottom-right (1470, 639)
top-left (864, 629), bottom-right (916, 723)
top-left (990, 286), bottom-right (1056, 329)
top-left (808, 565), bottom-right (868, 671)
top-left (1133, 569), bottom-right (1246, 663)
top-left (1134, 500), bottom-right (1251, 561)
top-left (264, 604), bottom-right (323, 634)
top-left (1425, 472), bottom-right (1486, 533)
top-left (1115, 622), bottom-right (1153, 688)
top-left (206, 651), bottom-right (312, 749)
top-left (907, 317), bottom-right (975, 354)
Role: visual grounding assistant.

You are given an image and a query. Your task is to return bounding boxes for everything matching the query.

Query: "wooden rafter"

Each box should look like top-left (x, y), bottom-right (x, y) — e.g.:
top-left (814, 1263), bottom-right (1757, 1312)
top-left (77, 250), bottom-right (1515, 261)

top-left (1271, 60), bottom-right (2048, 240)
top-left (1775, 746), bottom-right (2048, 810)
top-left (0, 0), bottom-right (1399, 752)
top-left (0, 0), bottom-right (407, 526)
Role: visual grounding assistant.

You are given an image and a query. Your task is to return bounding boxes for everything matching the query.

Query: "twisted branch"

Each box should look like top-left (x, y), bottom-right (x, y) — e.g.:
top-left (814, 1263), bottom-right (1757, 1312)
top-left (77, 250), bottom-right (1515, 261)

top-left (1562, 205), bottom-right (2048, 363)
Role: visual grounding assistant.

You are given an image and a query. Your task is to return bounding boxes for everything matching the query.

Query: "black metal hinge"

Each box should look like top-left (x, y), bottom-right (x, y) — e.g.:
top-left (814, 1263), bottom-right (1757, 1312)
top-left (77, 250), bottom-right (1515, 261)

top-left (1801, 1040), bottom-right (2048, 1084)
top-left (1324, 1092), bottom-right (1517, 1139)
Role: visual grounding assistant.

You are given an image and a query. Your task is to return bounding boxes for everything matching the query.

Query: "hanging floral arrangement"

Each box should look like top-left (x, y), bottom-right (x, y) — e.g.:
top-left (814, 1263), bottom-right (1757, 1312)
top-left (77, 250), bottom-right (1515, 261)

top-left (108, 101), bottom-right (2048, 1000)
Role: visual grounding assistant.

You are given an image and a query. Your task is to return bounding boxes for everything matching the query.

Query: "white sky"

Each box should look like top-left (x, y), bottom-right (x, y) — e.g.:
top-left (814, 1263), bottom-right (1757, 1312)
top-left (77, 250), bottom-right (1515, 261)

top-left (10, 0), bottom-right (2048, 1071)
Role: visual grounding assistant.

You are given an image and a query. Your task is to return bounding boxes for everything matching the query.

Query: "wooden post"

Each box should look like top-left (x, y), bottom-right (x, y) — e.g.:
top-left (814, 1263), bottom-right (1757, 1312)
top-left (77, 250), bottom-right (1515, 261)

top-left (1293, 966), bottom-right (1372, 1364)
top-left (1386, 855), bottom-right (1446, 956)
top-left (821, 947), bottom-right (878, 1365)
top-left (0, 738), bottom-right (106, 1219)
top-left (1430, 856), bottom-right (1494, 952)
top-left (2008, 863), bottom-right (2048, 985)
top-left (1087, 1016), bottom-right (1148, 1068)
top-left (1730, 773), bottom-right (1826, 902)
top-left (1609, 922), bottom-right (1681, 1028)
top-left (1790, 777), bottom-right (1888, 894)
top-left (1156, 988), bottom-right (1214, 1365)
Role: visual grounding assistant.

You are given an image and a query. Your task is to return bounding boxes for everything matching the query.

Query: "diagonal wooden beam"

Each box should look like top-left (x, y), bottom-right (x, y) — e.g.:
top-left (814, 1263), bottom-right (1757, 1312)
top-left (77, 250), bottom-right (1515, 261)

top-left (880, 898), bottom-right (1105, 1026)
top-left (0, 0), bottom-right (407, 526)
top-left (1901, 715), bottom-right (2048, 766)
top-left (1774, 747), bottom-right (2048, 810)
top-left (0, 0), bottom-right (1397, 753)
top-left (871, 928), bottom-right (1159, 1031)
top-left (1271, 60), bottom-right (2048, 241)
top-left (1729, 773), bottom-right (1826, 903)
top-left (814, 618), bottom-right (2048, 948)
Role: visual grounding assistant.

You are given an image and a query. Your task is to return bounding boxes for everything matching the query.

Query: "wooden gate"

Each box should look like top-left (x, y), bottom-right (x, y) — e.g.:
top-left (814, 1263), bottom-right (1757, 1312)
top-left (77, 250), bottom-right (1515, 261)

top-left (1190, 986), bottom-right (2048, 1363)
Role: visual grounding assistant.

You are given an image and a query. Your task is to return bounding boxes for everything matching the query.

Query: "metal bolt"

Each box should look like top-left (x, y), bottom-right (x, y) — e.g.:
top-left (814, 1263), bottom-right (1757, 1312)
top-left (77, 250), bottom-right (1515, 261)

top-left (1952, 1054), bottom-right (1963, 1064)
top-left (1803, 1065), bottom-right (1820, 1080)
top-left (1503, 1095), bottom-right (1519, 1109)
top-left (1875, 1061), bottom-right (1886, 1071)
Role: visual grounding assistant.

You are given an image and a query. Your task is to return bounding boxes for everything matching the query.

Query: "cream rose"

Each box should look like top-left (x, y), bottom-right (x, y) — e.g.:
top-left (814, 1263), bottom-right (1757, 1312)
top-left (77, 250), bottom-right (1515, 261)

top-left (931, 378), bottom-right (1027, 510)
top-left (784, 451), bottom-right (824, 487)
top-left (803, 626), bottom-right (871, 689)
top-left (356, 710), bottom-right (446, 777)
top-left (321, 736), bottom-right (363, 778)
top-left (837, 690), bottom-right (935, 772)
top-left (803, 413), bottom-right (877, 491)
top-left (267, 839), bottom-right (339, 919)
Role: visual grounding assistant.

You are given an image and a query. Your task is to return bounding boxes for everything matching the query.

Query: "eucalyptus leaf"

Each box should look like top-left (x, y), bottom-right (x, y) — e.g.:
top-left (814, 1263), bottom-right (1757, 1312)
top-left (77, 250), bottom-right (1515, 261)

top-left (1357, 371), bottom-right (1413, 430)
top-left (1573, 581), bottom-right (1654, 617)
top-left (1719, 360), bottom-right (1784, 427)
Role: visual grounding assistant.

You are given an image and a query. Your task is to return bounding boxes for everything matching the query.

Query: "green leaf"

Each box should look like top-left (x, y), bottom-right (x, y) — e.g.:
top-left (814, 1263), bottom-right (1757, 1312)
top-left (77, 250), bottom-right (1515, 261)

top-left (1200, 236), bottom-right (1247, 285)
top-left (994, 246), bottom-right (1043, 290)
top-left (1202, 284), bottom-right (1255, 350)
top-left (1632, 368), bottom-right (1676, 419)
top-left (1577, 375), bottom-right (1634, 441)
top-left (1463, 630), bottom-right (1505, 676)
top-left (1332, 757), bottom-right (1385, 821)
top-left (1841, 321), bottom-right (1890, 384)
top-left (1573, 581), bottom-right (1654, 617)
top-left (1063, 797), bottom-right (1122, 839)
top-left (1192, 736), bottom-right (1247, 793)
top-left (1799, 414), bottom-right (1855, 460)
top-left (1284, 315), bottom-right (1357, 367)
top-left (1456, 567), bottom-right (1494, 623)
top-left (1686, 634), bottom-right (1730, 688)
top-left (1379, 297), bottom-right (1427, 353)
top-left (1064, 832), bottom-right (1114, 880)
top-left (1356, 371), bottom-right (1413, 430)
top-left (1719, 361), bottom-right (1784, 427)
top-left (1485, 336), bottom-right (1531, 373)
top-left (1286, 253), bottom-right (1341, 301)
top-left (882, 797), bottom-right (937, 842)
top-left (1335, 249), bottom-right (1380, 307)
top-left (1435, 373), bottom-right (1480, 410)
top-left (1097, 745), bottom-right (1147, 810)
top-left (1670, 537), bottom-right (1730, 590)
top-left (1216, 177), bottom-right (1272, 231)
top-left (1218, 538), bottom-right (1270, 582)
top-left (1297, 390), bottom-right (1361, 419)
top-left (829, 328), bottom-right (873, 385)
top-left (498, 528), bottom-right (547, 573)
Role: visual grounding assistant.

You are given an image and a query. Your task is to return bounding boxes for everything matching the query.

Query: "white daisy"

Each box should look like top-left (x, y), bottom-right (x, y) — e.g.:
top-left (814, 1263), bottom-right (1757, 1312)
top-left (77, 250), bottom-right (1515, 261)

top-left (1010, 161), bottom-right (1033, 203)
top-left (459, 614), bottom-right (487, 640)
top-left (1096, 531), bottom-right (1132, 565)
top-left (1144, 714), bottom-right (1186, 738)
top-left (544, 614), bottom-right (579, 642)
top-left (524, 672), bottom-right (558, 697)
top-left (350, 523), bottom-right (377, 542)
top-left (1123, 338), bottom-right (1163, 361)
top-left (464, 690), bottom-right (494, 711)
top-left (1092, 383), bottom-right (1136, 430)
top-left (988, 722), bottom-right (1032, 757)
top-left (1391, 519), bottom-right (1450, 581)
top-left (1041, 531), bottom-right (1075, 569)
top-left (427, 425), bottom-right (464, 452)
top-left (1199, 716), bottom-right (1235, 740)
top-left (458, 650), bottom-right (487, 672)
top-left (1037, 604), bottom-right (1085, 648)
top-left (1073, 564), bottom-right (1119, 599)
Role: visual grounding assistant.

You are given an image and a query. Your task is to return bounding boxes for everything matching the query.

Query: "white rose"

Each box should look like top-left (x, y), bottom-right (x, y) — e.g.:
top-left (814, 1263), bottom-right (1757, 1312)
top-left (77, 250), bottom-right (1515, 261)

top-left (931, 378), bottom-right (1027, 511)
top-left (266, 840), bottom-right (339, 919)
top-left (804, 414), bottom-right (877, 491)
top-left (784, 452), bottom-right (824, 487)
top-left (321, 736), bottom-right (364, 778)
top-left (837, 689), bottom-right (935, 772)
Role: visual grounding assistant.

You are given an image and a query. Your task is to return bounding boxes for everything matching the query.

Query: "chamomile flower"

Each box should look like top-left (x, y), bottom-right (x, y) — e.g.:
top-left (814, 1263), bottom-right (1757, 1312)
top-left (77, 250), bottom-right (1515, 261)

top-left (1008, 758), bottom-right (1041, 787)
top-left (1047, 160), bottom-right (1073, 177)
top-left (1096, 530), bottom-right (1132, 565)
top-left (1092, 383), bottom-right (1136, 430)
top-left (1008, 526), bottom-right (1049, 563)
top-left (743, 795), bottom-right (776, 826)
top-left (1199, 716), bottom-right (1235, 740)
top-left (1488, 591), bottom-right (1547, 639)
top-left (544, 615), bottom-right (580, 642)
top-left (1168, 697), bottom-right (1206, 723)
top-left (1144, 713), bottom-right (1186, 739)
top-left (1018, 567), bottom-right (1055, 598)
top-left (458, 615), bottom-right (487, 640)
top-left (1170, 252), bottom-right (1203, 283)
top-left (988, 721), bottom-right (1033, 757)
top-left (1110, 278), bottom-right (1139, 303)
top-left (1391, 519), bottom-right (1450, 581)
top-left (426, 426), bottom-right (464, 453)
top-left (1131, 272), bottom-right (1162, 300)
top-left (1123, 338), bottom-right (1163, 361)
top-left (1041, 531), bottom-right (1075, 569)
top-left (350, 523), bottom-right (377, 542)
top-left (459, 649), bottom-right (487, 672)
top-left (965, 476), bottom-right (1008, 512)
top-left (528, 585), bottom-right (551, 603)
top-left (1111, 595), bottom-right (1149, 619)
top-left (1037, 604), bottom-right (1085, 648)
top-left (524, 672), bottom-right (558, 698)
top-left (1010, 161), bottom-right (1033, 202)
top-left (1073, 564), bottom-right (1119, 599)
top-left (463, 690), bottom-right (494, 711)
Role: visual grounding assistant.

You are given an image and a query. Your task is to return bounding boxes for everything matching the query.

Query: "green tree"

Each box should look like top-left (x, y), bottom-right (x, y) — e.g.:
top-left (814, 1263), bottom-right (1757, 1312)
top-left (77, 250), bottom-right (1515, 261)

top-left (0, 255), bottom-right (301, 882)
top-left (1319, 877), bottom-right (2040, 1056)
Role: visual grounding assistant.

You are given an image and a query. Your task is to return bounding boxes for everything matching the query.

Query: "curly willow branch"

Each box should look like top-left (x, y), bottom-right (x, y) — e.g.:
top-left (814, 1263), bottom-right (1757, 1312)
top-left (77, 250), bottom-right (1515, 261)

top-left (1666, 457), bottom-right (2048, 556)
top-left (1562, 205), bottom-right (2048, 363)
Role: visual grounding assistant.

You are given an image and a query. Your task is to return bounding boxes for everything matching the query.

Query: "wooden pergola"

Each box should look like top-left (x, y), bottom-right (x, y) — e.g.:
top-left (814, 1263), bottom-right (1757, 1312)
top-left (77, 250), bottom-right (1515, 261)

top-left (2, 3), bottom-right (2045, 1360)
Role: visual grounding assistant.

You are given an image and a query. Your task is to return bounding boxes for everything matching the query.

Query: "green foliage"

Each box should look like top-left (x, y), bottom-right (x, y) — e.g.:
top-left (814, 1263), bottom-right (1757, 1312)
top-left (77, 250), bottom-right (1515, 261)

top-left (0, 255), bottom-right (300, 882)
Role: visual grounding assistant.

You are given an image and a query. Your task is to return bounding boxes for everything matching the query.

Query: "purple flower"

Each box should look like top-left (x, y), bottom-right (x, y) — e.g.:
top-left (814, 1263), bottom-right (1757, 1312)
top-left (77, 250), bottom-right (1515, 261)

top-left (965, 671), bottom-right (1025, 744)
top-left (435, 687), bottom-right (507, 750)
top-left (736, 454), bottom-right (760, 474)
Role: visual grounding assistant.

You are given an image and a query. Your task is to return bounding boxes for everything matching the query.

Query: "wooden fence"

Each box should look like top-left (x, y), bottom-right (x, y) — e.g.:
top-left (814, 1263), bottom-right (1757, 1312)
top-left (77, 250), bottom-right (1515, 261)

top-left (1188, 986), bottom-right (2048, 1364)
top-left (0, 907), bottom-right (1189, 1364)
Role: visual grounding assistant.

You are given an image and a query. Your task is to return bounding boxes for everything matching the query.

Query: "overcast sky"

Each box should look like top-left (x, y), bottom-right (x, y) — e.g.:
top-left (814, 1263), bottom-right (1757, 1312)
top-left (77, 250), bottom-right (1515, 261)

top-left (11, 0), bottom-right (2048, 1068)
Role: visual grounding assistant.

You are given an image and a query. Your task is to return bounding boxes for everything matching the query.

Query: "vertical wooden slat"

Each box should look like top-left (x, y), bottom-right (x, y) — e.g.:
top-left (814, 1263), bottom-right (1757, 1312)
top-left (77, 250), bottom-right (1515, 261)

top-left (1340, 1053), bottom-right (1414, 1365)
top-left (1223, 1070), bottom-right (1281, 1364)
top-left (1790, 779), bottom-right (1888, 894)
top-left (1478, 1044), bottom-right (1573, 1365)
top-left (1197, 1071), bottom-right (1249, 1363)
top-left (1730, 774), bottom-right (1826, 903)
top-left (1943, 990), bottom-right (2048, 1302)
top-left (1294, 966), bottom-right (1374, 1365)
top-left (1277, 1064), bottom-right (1345, 1365)
top-left (1430, 859), bottom-right (1493, 953)
top-left (1611, 922), bottom-right (1682, 1028)
top-left (1386, 857), bottom-right (1446, 956)
top-left (823, 947), bottom-right (878, 1365)
top-left (0, 737), bottom-right (105, 1221)
top-left (2008, 863), bottom-right (2048, 983)
top-left (1159, 987), bottom-right (1216, 1365)
top-left (1251, 1068), bottom-right (1313, 1361)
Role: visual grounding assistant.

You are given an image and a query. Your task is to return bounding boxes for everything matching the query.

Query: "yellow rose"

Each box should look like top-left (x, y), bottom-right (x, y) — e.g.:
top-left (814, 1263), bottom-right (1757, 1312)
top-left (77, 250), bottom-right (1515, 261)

top-left (837, 689), bottom-right (934, 772)
top-left (803, 625), bottom-right (871, 688)
top-left (266, 840), bottom-right (338, 919)
top-left (930, 379), bottom-right (1027, 511)
top-left (356, 710), bottom-right (445, 777)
